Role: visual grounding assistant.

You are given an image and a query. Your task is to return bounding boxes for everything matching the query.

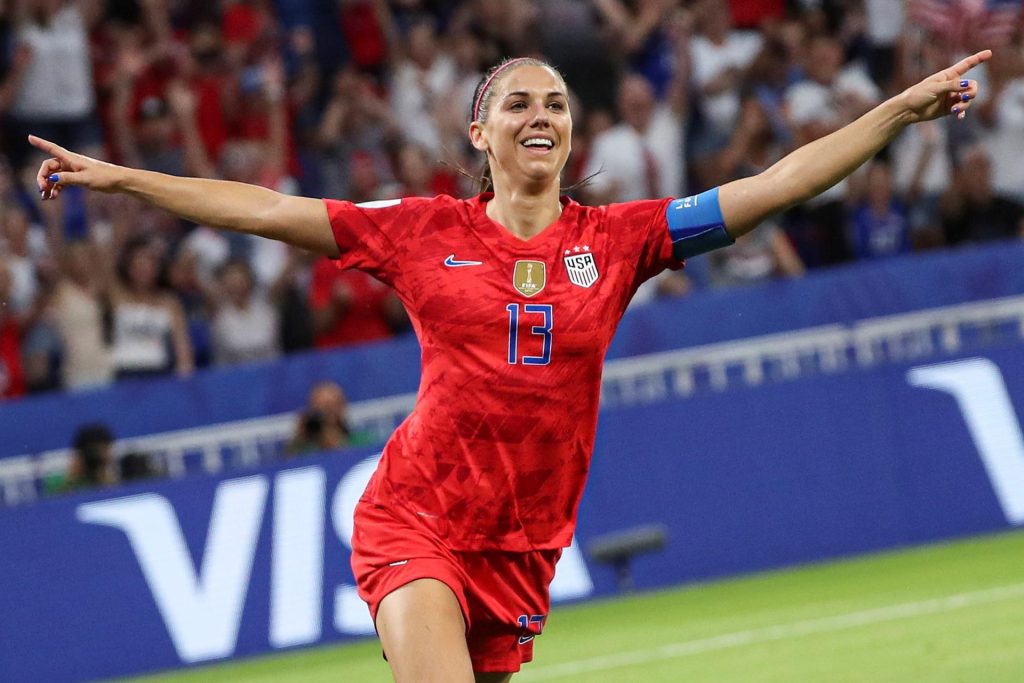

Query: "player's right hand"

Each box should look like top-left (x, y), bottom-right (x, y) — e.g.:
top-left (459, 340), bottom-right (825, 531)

top-left (29, 135), bottom-right (124, 200)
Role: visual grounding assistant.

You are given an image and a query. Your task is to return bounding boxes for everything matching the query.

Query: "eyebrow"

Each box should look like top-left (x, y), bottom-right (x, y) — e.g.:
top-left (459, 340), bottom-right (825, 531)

top-left (503, 90), bottom-right (567, 100)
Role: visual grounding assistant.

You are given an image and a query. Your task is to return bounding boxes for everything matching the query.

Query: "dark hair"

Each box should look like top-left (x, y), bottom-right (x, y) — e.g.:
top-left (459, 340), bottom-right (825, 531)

top-left (470, 57), bottom-right (555, 123)
top-left (116, 237), bottom-right (159, 286)
top-left (73, 423), bottom-right (114, 483)
top-left (73, 423), bottom-right (113, 452)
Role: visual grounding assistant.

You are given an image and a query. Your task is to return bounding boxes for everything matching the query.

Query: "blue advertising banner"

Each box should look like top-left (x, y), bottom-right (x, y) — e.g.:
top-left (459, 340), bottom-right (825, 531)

top-left (3, 346), bottom-right (1023, 681)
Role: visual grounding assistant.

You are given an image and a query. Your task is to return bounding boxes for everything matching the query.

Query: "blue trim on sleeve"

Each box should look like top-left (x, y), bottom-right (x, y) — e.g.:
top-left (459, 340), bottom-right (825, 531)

top-left (666, 187), bottom-right (735, 259)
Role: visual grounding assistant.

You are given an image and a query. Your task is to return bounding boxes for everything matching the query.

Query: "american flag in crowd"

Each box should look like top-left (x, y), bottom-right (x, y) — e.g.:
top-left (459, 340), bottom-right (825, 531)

top-left (909, 0), bottom-right (1021, 48)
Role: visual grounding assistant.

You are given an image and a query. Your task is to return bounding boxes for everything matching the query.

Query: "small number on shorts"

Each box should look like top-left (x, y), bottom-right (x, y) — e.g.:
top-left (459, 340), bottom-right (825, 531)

top-left (517, 613), bottom-right (546, 644)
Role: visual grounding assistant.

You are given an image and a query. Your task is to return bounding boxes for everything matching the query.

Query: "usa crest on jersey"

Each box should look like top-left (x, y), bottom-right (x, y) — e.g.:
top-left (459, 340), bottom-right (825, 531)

top-left (563, 246), bottom-right (599, 288)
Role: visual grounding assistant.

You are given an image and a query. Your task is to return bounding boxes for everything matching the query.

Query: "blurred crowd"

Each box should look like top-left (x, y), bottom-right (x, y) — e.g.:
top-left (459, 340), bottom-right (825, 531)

top-left (1, 0), bottom-right (1024, 402)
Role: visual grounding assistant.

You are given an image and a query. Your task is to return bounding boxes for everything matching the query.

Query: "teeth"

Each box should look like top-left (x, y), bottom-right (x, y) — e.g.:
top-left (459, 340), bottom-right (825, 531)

top-left (522, 138), bottom-right (554, 148)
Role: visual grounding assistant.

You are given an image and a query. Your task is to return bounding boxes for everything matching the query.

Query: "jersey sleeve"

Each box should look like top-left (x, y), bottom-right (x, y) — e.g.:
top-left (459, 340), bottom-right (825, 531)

top-left (604, 198), bottom-right (685, 287)
top-left (322, 196), bottom-right (436, 288)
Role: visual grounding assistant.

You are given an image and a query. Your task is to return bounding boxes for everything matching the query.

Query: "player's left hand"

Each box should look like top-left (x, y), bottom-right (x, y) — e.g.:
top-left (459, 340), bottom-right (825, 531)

top-left (901, 49), bottom-right (991, 123)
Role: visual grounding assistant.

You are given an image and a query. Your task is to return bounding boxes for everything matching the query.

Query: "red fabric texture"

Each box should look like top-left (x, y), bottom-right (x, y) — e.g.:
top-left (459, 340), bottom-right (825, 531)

top-left (351, 501), bottom-right (560, 673)
top-left (222, 3), bottom-right (267, 44)
top-left (340, 2), bottom-right (388, 69)
top-left (728, 0), bottom-right (785, 28)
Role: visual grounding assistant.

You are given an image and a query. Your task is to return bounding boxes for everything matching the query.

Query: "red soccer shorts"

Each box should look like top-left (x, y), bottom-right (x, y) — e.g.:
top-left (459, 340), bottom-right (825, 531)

top-left (351, 501), bottom-right (562, 673)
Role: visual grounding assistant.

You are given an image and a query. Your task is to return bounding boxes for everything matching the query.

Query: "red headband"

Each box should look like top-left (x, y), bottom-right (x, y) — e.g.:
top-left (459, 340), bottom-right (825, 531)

top-left (472, 58), bottom-right (532, 122)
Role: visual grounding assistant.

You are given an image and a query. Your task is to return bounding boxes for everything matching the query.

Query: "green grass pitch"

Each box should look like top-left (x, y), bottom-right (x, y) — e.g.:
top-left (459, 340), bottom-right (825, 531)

top-left (125, 529), bottom-right (1024, 682)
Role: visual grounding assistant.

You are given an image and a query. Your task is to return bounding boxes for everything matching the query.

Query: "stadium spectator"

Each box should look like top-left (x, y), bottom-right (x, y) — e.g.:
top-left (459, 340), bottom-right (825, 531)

top-left (783, 33), bottom-right (881, 267)
top-left (535, 0), bottom-right (616, 111)
top-left (688, 0), bottom-right (763, 183)
top-left (275, 245), bottom-right (316, 354)
top-left (394, 141), bottom-right (459, 199)
top-left (109, 71), bottom-right (214, 180)
top-left (3, 0), bottom-right (103, 169)
top-left (979, 49), bottom-right (1024, 206)
top-left (210, 258), bottom-right (281, 365)
top-left (0, 202), bottom-right (45, 315)
top-left (706, 95), bottom-right (805, 285)
top-left (19, 291), bottom-right (62, 395)
top-left (436, 25), bottom-right (486, 173)
top-left (389, 15), bottom-right (457, 159)
top-left (940, 145), bottom-right (1024, 246)
top-left (890, 119), bottom-right (950, 249)
top-left (287, 380), bottom-right (375, 455)
top-left (862, 0), bottom-right (905, 93)
top-left (316, 65), bottom-right (400, 203)
top-left (164, 242), bottom-right (214, 368)
top-left (848, 159), bottom-right (912, 260)
top-left (110, 238), bottom-right (193, 379)
top-left (168, 18), bottom-right (235, 167)
top-left (44, 422), bottom-right (117, 494)
top-left (581, 70), bottom-right (687, 203)
top-left (47, 239), bottom-right (114, 390)
top-left (338, 0), bottom-right (393, 79)
top-left (221, 0), bottom-right (277, 68)
top-left (589, 0), bottom-right (681, 98)
top-left (452, 0), bottom-right (538, 65)
top-left (0, 257), bottom-right (27, 400)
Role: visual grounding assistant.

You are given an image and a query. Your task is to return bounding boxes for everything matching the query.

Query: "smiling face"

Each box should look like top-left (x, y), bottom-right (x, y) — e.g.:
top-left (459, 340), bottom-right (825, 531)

top-left (469, 63), bottom-right (572, 191)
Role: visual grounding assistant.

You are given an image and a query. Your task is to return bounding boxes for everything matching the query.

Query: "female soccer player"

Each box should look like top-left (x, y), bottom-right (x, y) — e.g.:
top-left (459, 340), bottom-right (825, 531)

top-left (32, 49), bottom-right (990, 683)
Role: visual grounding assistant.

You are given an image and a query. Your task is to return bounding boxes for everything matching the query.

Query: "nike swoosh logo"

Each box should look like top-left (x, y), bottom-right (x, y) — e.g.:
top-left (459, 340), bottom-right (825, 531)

top-left (444, 254), bottom-right (483, 267)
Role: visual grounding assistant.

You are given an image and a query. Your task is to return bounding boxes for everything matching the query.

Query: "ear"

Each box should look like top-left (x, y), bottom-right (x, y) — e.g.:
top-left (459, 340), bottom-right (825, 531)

top-left (468, 121), bottom-right (488, 153)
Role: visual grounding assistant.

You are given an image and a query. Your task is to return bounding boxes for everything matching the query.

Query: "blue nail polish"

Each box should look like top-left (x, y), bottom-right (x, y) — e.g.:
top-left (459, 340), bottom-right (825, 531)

top-left (960, 79), bottom-right (969, 88)
top-left (48, 174), bottom-right (59, 183)
top-left (961, 93), bottom-right (971, 102)
top-left (953, 106), bottom-right (961, 114)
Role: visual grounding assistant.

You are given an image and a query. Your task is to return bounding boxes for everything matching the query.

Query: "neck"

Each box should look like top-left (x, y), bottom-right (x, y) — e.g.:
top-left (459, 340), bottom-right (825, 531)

top-left (485, 177), bottom-right (563, 240)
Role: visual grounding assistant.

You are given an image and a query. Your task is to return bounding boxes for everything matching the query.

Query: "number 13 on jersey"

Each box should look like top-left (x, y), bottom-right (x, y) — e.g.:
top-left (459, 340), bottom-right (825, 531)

top-left (506, 303), bottom-right (553, 365)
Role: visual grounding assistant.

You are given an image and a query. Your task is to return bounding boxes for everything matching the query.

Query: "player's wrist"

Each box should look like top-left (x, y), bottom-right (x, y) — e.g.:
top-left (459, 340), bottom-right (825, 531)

top-left (890, 89), bottom-right (924, 127)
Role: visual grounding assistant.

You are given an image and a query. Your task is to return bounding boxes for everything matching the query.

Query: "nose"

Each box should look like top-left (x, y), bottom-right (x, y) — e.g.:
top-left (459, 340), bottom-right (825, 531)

top-left (529, 104), bottom-right (551, 127)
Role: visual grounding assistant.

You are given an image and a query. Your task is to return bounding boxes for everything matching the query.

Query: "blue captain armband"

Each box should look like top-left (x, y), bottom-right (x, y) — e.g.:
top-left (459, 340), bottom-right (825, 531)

top-left (666, 187), bottom-right (735, 259)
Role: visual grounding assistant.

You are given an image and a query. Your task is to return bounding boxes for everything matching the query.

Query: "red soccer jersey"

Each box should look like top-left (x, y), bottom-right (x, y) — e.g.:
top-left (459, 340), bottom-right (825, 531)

top-left (324, 193), bottom-right (681, 550)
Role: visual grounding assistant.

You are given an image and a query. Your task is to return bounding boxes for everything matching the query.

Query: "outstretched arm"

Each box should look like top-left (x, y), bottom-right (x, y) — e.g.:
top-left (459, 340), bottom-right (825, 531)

top-left (719, 50), bottom-right (991, 238)
top-left (30, 135), bottom-right (339, 257)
